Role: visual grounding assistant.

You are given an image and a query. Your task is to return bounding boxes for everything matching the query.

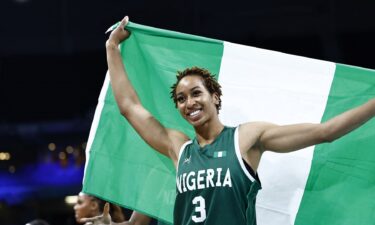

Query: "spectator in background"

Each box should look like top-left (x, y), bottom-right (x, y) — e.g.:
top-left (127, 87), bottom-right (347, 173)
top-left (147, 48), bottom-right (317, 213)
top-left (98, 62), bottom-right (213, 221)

top-left (74, 192), bottom-right (157, 225)
top-left (74, 192), bottom-right (125, 224)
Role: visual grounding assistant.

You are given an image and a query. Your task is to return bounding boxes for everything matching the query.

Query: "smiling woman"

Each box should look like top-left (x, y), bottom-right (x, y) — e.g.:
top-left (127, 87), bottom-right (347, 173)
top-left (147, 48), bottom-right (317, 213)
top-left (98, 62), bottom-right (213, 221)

top-left (174, 74), bottom-right (220, 127)
top-left (171, 67), bottom-right (222, 112)
top-left (171, 67), bottom-right (223, 132)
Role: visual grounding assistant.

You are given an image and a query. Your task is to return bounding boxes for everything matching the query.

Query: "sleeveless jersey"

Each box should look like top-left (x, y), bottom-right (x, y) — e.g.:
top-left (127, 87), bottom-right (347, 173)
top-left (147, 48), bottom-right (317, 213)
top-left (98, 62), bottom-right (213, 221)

top-left (174, 126), bottom-right (261, 225)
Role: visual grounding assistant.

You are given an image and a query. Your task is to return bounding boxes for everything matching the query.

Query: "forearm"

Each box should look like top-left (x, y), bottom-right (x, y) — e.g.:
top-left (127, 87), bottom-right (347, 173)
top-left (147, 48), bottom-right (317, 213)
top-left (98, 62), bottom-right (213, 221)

top-left (324, 98), bottom-right (375, 142)
top-left (257, 99), bottom-right (375, 153)
top-left (106, 42), bottom-right (141, 115)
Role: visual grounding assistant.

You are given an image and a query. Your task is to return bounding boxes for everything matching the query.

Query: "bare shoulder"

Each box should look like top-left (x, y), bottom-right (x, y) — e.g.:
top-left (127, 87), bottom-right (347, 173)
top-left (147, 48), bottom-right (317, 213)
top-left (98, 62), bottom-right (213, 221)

top-left (238, 121), bottom-right (276, 152)
top-left (239, 122), bottom-right (280, 171)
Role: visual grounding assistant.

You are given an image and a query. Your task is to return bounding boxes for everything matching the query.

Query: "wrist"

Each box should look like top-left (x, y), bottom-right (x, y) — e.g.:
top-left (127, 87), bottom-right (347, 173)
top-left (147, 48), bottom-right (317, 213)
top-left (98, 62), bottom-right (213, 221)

top-left (106, 40), bottom-right (119, 49)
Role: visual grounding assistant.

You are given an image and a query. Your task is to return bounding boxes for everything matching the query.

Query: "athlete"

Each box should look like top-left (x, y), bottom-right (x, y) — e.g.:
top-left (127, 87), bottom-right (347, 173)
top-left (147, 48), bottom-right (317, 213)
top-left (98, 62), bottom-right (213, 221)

top-left (103, 16), bottom-right (375, 225)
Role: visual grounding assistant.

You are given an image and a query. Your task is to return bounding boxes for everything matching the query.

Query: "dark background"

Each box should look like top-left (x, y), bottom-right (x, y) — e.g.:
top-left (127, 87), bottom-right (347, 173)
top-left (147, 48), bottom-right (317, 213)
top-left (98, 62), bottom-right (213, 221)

top-left (1, 0), bottom-right (375, 224)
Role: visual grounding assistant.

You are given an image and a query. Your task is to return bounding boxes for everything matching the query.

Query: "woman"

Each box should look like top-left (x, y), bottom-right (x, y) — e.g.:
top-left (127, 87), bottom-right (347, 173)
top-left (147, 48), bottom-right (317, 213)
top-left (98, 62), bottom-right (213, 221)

top-left (75, 193), bottom-right (155, 225)
top-left (74, 192), bottom-right (126, 224)
top-left (105, 16), bottom-right (375, 225)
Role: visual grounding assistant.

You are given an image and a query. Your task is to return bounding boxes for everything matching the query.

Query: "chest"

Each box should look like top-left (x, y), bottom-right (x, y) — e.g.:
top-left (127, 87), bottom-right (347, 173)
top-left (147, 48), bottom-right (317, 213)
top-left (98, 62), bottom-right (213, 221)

top-left (176, 133), bottom-right (248, 193)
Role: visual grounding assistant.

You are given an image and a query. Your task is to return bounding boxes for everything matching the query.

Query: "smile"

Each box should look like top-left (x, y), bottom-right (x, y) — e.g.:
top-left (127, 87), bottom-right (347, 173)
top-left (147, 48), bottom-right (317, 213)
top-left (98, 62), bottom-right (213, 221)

top-left (188, 109), bottom-right (201, 117)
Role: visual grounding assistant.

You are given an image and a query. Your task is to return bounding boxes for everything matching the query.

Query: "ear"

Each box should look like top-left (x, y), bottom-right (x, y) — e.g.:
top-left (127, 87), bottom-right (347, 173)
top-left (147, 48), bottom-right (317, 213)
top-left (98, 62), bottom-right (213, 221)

top-left (212, 93), bottom-right (219, 105)
top-left (90, 200), bottom-right (99, 212)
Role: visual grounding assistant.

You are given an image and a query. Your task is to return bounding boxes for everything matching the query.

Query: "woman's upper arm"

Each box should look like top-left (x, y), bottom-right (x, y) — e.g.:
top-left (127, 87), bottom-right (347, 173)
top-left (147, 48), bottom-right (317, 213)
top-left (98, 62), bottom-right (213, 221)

top-left (259, 122), bottom-right (324, 153)
top-left (124, 104), bottom-right (189, 161)
top-left (239, 122), bottom-right (324, 154)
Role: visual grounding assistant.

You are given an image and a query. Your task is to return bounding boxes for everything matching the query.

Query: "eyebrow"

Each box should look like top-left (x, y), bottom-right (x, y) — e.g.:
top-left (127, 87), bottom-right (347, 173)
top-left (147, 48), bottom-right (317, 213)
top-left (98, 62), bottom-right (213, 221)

top-left (176, 86), bottom-right (201, 96)
top-left (191, 86), bottom-right (201, 91)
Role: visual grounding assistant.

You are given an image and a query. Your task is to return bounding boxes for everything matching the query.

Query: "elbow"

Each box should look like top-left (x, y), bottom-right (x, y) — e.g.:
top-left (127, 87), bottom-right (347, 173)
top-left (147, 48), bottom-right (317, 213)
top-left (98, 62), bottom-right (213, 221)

top-left (119, 107), bottom-right (133, 118)
top-left (118, 101), bottom-right (141, 119)
top-left (118, 100), bottom-right (132, 117)
top-left (318, 123), bottom-right (337, 143)
top-left (320, 135), bottom-right (334, 144)
top-left (119, 106), bottom-right (129, 117)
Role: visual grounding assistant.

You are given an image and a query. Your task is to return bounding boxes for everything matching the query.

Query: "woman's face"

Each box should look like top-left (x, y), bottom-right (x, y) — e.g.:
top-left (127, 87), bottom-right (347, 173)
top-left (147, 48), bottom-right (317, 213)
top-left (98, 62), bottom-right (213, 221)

top-left (73, 193), bottom-right (99, 223)
top-left (175, 75), bottom-right (219, 127)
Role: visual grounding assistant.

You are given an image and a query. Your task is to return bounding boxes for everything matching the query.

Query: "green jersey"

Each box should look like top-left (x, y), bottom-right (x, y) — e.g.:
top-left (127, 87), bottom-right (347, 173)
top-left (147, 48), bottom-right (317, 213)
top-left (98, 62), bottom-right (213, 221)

top-left (174, 126), bottom-right (261, 225)
top-left (158, 221), bottom-right (172, 225)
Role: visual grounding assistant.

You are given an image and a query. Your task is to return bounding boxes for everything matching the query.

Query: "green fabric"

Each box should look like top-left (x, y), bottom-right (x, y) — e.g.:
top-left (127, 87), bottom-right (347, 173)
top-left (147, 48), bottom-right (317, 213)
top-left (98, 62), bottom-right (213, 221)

top-left (82, 22), bottom-right (223, 223)
top-left (295, 64), bottom-right (375, 225)
top-left (157, 221), bottom-right (172, 225)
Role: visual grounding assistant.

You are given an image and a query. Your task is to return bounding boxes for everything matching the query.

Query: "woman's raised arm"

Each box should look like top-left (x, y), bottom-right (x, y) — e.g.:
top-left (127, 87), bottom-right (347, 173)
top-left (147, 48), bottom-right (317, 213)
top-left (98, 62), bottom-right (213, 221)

top-left (105, 16), bottom-right (188, 162)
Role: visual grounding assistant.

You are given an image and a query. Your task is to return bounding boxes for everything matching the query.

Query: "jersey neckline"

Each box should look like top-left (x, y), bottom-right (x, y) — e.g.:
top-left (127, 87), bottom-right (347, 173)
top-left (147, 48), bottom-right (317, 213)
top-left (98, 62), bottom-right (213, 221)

top-left (193, 126), bottom-right (230, 152)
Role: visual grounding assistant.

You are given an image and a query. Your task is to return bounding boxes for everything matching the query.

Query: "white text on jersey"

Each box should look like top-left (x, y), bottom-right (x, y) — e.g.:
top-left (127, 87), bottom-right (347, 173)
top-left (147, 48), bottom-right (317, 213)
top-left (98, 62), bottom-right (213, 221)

top-left (176, 168), bottom-right (232, 193)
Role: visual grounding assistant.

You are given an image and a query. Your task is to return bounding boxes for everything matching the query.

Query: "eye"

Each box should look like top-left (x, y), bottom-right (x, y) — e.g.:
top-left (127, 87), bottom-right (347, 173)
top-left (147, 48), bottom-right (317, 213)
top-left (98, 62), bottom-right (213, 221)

top-left (192, 90), bottom-right (201, 97)
top-left (177, 96), bottom-right (185, 103)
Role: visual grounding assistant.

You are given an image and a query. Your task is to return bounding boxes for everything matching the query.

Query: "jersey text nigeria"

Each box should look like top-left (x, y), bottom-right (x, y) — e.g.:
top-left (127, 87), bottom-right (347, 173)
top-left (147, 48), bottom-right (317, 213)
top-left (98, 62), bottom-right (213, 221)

top-left (176, 168), bottom-right (232, 193)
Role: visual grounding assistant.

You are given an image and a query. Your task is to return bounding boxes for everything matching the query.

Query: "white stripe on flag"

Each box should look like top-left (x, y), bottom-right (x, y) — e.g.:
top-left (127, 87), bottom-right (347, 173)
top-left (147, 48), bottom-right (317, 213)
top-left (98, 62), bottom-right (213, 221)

top-left (218, 42), bottom-right (336, 225)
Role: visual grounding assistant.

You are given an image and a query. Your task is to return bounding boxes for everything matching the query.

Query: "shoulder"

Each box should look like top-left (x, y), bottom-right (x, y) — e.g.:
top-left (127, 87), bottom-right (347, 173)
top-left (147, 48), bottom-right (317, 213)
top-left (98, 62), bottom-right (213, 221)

top-left (237, 122), bottom-right (275, 152)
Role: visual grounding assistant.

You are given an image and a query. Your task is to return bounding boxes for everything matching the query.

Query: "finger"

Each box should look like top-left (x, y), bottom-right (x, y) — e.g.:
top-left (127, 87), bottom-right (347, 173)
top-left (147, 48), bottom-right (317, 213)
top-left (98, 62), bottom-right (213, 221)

top-left (120, 15), bottom-right (129, 28)
top-left (79, 215), bottom-right (102, 223)
top-left (103, 202), bottom-right (110, 216)
top-left (105, 15), bottom-right (129, 34)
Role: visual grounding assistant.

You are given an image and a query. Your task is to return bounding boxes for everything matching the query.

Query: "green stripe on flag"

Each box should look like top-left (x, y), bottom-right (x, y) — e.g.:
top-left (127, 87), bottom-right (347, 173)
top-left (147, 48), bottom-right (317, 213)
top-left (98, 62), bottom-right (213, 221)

top-left (83, 22), bottom-right (223, 222)
top-left (295, 64), bottom-right (375, 225)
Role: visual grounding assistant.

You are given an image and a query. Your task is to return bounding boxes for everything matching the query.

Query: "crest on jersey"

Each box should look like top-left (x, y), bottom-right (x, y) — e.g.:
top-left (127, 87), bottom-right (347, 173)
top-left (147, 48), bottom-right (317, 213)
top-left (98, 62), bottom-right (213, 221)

top-left (213, 151), bottom-right (227, 158)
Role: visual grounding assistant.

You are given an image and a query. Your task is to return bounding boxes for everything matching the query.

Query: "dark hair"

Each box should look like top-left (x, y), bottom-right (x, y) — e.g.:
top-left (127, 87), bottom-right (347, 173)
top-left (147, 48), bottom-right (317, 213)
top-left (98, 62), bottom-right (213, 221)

top-left (89, 196), bottom-right (125, 222)
top-left (170, 66), bottom-right (222, 112)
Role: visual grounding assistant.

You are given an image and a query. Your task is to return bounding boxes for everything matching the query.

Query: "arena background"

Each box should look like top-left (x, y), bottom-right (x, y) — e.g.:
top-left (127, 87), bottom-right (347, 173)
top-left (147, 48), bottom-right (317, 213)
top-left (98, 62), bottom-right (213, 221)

top-left (1, 0), bottom-right (375, 224)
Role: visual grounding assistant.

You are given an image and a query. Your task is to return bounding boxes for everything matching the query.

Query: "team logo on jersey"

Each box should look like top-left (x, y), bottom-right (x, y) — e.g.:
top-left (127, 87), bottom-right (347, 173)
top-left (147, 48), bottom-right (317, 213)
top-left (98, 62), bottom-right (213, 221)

top-left (213, 151), bottom-right (227, 158)
top-left (183, 155), bottom-right (191, 164)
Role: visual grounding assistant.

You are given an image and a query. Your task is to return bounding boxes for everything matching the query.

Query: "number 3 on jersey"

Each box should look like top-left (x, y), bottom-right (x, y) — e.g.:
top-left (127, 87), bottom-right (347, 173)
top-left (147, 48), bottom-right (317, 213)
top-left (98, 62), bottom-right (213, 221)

top-left (192, 196), bottom-right (207, 223)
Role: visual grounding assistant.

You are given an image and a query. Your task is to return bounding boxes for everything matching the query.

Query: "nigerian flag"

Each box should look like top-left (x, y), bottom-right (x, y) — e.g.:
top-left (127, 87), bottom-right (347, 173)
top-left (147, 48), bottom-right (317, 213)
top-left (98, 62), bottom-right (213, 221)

top-left (82, 22), bottom-right (375, 225)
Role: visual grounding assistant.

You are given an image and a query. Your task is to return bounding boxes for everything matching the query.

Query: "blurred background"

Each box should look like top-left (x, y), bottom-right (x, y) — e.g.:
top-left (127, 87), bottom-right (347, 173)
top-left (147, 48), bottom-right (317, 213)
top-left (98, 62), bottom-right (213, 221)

top-left (1, 0), bottom-right (375, 224)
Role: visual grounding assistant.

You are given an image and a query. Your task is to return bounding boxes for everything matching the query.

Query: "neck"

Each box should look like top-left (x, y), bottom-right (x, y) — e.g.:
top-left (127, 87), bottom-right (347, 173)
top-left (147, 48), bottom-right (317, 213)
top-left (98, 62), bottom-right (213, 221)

top-left (194, 118), bottom-right (224, 147)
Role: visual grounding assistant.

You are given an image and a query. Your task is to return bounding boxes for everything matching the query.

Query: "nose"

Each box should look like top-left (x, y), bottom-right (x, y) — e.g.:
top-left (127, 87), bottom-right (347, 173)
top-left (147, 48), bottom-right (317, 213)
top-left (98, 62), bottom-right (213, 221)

top-left (186, 96), bottom-right (196, 108)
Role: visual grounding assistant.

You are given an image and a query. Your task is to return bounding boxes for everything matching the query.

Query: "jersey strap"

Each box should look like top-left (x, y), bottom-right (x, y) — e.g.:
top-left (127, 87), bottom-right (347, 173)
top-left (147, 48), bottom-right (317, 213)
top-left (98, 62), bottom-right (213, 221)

top-left (176, 140), bottom-right (193, 173)
top-left (234, 127), bottom-right (257, 182)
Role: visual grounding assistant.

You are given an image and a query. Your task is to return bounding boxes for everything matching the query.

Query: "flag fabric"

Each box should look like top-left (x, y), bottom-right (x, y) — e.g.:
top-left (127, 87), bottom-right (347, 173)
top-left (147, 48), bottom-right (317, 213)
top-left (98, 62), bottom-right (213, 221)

top-left (82, 22), bottom-right (375, 225)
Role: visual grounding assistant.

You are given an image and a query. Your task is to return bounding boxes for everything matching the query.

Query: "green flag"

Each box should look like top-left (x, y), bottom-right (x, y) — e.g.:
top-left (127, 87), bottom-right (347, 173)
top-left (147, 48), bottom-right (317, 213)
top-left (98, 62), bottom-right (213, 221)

top-left (83, 22), bottom-right (375, 225)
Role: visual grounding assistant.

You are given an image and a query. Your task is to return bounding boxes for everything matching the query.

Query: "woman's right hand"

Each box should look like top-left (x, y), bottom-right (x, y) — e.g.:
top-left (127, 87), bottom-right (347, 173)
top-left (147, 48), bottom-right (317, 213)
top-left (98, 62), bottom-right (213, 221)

top-left (80, 202), bottom-right (112, 225)
top-left (106, 16), bottom-right (131, 47)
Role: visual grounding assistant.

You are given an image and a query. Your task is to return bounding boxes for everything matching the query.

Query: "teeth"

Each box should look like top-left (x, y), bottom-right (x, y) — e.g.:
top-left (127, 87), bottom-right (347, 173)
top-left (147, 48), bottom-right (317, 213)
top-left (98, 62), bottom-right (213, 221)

top-left (189, 110), bottom-right (200, 116)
